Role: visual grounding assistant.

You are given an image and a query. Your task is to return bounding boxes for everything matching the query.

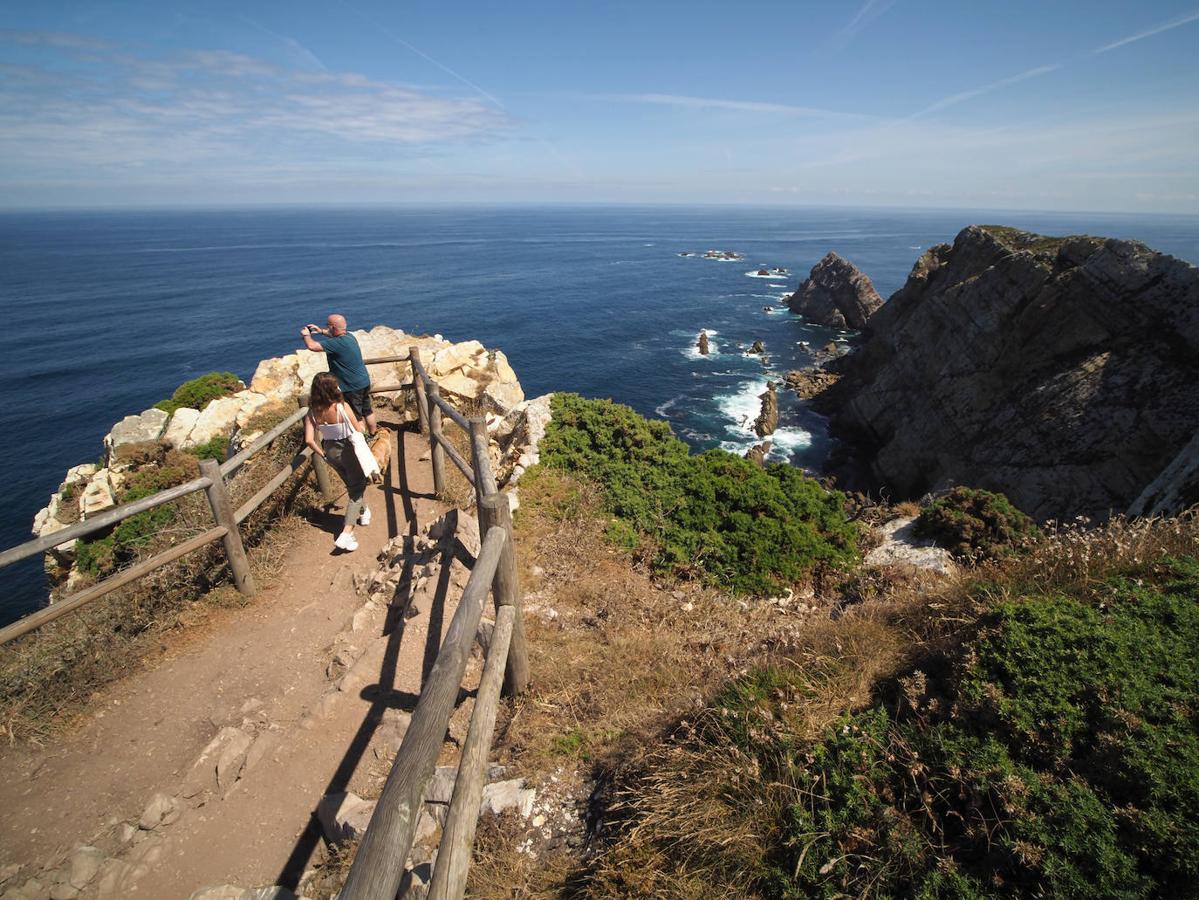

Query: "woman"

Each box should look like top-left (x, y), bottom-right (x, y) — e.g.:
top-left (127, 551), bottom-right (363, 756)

top-left (303, 371), bottom-right (371, 552)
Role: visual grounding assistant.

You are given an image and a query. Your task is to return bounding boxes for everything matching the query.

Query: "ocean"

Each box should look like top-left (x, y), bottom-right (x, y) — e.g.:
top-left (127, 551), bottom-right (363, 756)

top-left (2, 205), bottom-right (1197, 626)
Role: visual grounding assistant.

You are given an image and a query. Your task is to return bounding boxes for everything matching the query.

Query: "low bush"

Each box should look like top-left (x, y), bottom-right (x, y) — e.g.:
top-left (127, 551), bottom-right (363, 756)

top-left (539, 393), bottom-right (859, 595)
top-left (915, 485), bottom-right (1040, 561)
top-left (155, 371), bottom-right (243, 416)
top-left (188, 435), bottom-right (230, 462)
top-left (596, 553), bottom-right (1199, 898)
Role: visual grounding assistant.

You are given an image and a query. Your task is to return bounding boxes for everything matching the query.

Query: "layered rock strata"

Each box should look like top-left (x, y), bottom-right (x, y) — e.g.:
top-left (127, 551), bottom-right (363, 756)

top-left (787, 252), bottom-right (883, 329)
top-left (818, 225), bottom-right (1199, 521)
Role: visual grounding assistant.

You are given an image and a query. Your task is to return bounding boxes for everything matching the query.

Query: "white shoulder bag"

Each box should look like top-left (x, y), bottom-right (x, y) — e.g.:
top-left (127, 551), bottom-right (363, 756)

top-left (343, 405), bottom-right (382, 484)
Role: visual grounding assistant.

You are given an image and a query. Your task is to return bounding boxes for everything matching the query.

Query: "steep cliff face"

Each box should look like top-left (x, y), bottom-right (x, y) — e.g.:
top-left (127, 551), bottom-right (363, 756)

top-left (821, 225), bottom-right (1199, 521)
top-left (787, 252), bottom-right (883, 329)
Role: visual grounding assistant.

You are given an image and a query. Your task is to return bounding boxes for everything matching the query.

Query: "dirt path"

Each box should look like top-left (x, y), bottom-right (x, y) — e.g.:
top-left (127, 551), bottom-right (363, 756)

top-left (0, 424), bottom-right (459, 898)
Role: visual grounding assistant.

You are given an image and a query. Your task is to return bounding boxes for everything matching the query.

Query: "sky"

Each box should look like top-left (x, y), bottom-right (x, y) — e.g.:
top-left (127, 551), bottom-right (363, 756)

top-left (0, 0), bottom-right (1197, 212)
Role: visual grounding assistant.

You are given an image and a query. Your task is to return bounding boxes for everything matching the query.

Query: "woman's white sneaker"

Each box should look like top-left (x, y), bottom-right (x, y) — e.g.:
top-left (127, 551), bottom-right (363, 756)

top-left (334, 532), bottom-right (359, 552)
top-left (358, 506), bottom-right (372, 526)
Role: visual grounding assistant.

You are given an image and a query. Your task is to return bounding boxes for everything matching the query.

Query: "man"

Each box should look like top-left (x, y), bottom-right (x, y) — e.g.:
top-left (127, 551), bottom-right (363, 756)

top-left (300, 314), bottom-right (379, 436)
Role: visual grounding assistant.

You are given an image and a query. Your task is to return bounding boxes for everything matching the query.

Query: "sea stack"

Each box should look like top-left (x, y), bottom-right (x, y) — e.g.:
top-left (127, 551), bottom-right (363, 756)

top-left (748, 339), bottom-right (765, 355)
top-left (787, 252), bottom-right (883, 329)
top-left (697, 331), bottom-right (710, 355)
top-left (754, 382), bottom-right (778, 437)
top-left (746, 441), bottom-right (772, 465)
top-left (819, 225), bottom-right (1199, 522)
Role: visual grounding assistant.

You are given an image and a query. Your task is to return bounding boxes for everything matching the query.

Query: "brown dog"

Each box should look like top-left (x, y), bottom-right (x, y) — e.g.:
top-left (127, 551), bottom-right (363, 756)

top-left (367, 430), bottom-right (390, 484)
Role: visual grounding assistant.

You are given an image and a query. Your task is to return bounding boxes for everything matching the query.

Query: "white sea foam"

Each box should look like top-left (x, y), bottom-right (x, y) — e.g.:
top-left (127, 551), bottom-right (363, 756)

top-left (714, 379), bottom-right (812, 460)
top-left (744, 270), bottom-right (788, 279)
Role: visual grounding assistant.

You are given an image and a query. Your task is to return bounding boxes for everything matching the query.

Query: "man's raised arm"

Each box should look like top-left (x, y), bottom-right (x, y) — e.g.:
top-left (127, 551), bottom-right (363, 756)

top-left (300, 324), bottom-right (326, 353)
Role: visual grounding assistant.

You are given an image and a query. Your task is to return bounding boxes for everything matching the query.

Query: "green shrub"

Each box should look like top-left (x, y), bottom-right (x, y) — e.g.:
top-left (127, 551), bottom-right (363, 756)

top-left (915, 486), bottom-right (1039, 561)
top-left (188, 435), bottom-right (230, 463)
top-left (718, 557), bottom-right (1199, 897)
top-left (72, 455), bottom-right (198, 579)
top-left (540, 393), bottom-right (858, 594)
top-left (155, 372), bottom-right (243, 416)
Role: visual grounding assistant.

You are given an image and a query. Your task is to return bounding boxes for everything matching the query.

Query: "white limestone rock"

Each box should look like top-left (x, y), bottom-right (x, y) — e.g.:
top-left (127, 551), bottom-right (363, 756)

top-left (80, 471), bottom-right (116, 518)
top-left (317, 791), bottom-right (376, 844)
top-left (104, 408), bottom-right (169, 455)
top-left (481, 779), bottom-right (536, 818)
top-left (186, 396), bottom-right (242, 449)
top-left (864, 517), bottom-right (957, 576)
top-left (163, 407), bottom-right (200, 449)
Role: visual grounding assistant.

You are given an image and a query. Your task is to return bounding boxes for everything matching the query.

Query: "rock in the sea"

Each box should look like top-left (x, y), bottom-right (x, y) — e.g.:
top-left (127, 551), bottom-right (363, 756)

top-left (746, 441), bottom-right (772, 465)
top-left (748, 339), bottom-right (765, 355)
top-left (787, 252), bottom-right (883, 329)
top-left (753, 382), bottom-right (778, 438)
top-left (822, 225), bottom-right (1199, 522)
top-left (783, 368), bottom-right (839, 400)
top-left (697, 331), bottom-right (710, 355)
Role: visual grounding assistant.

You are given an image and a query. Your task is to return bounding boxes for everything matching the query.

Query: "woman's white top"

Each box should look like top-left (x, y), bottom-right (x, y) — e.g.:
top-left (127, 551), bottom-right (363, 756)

top-left (314, 403), bottom-right (354, 441)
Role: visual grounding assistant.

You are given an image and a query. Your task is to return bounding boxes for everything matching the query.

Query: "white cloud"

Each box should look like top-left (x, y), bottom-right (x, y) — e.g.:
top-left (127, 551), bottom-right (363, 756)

top-left (1094, 7), bottom-right (1199, 54)
top-left (0, 32), bottom-right (512, 184)
top-left (592, 92), bottom-right (876, 120)
top-left (911, 64), bottom-right (1061, 118)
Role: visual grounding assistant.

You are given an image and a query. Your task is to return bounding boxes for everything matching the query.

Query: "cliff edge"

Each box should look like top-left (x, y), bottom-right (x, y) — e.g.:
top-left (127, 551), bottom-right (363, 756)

top-left (819, 225), bottom-right (1199, 521)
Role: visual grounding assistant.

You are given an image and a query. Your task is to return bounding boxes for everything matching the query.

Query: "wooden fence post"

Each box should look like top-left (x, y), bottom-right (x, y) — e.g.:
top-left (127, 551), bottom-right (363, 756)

top-left (410, 346), bottom-right (429, 435)
top-left (198, 459), bottom-right (256, 596)
top-left (428, 382), bottom-right (446, 496)
top-left (478, 492), bottom-right (529, 695)
top-left (468, 417), bottom-right (495, 509)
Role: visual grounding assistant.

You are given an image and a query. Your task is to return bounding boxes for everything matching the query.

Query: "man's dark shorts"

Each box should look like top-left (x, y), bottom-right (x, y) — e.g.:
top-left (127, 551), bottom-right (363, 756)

top-left (342, 387), bottom-right (373, 421)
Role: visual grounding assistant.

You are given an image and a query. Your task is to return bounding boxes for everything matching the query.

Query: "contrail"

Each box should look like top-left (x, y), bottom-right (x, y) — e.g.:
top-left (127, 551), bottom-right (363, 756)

top-left (372, 22), bottom-right (506, 110)
top-left (1095, 7), bottom-right (1199, 54)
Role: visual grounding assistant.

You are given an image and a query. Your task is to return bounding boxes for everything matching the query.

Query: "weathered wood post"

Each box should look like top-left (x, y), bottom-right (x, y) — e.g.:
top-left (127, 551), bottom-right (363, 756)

top-left (427, 382), bottom-right (446, 496)
top-left (198, 458), bottom-right (256, 596)
top-left (410, 346), bottom-right (430, 435)
top-left (478, 492), bottom-right (529, 695)
top-left (468, 417), bottom-right (495, 510)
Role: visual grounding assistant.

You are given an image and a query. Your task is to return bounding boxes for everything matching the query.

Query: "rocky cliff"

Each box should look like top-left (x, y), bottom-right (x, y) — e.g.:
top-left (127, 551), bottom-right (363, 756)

top-left (787, 252), bottom-right (883, 329)
top-left (31, 326), bottom-right (535, 594)
top-left (818, 225), bottom-right (1199, 521)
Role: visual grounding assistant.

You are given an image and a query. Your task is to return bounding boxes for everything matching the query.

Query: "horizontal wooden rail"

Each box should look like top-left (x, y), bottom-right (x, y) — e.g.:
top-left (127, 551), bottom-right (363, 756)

top-left (0, 526), bottom-right (228, 645)
top-left (368, 382), bottom-right (413, 395)
top-left (434, 433), bottom-right (476, 486)
top-left (428, 602), bottom-right (515, 899)
top-left (234, 447), bottom-right (313, 524)
top-left (0, 476), bottom-right (213, 571)
top-left (430, 391), bottom-right (470, 432)
top-left (341, 526), bottom-right (508, 900)
top-left (220, 407), bottom-right (308, 478)
top-left (362, 354), bottom-right (411, 365)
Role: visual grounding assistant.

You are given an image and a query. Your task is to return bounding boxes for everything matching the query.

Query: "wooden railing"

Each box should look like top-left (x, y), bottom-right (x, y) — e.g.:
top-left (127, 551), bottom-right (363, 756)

top-left (340, 346), bottom-right (529, 900)
top-left (0, 343), bottom-right (531, 898)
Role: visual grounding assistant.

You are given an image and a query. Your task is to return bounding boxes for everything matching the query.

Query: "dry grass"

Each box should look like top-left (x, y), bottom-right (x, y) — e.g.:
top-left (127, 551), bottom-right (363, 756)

top-left (578, 510), bottom-right (1199, 897)
top-left (0, 425), bottom-right (322, 743)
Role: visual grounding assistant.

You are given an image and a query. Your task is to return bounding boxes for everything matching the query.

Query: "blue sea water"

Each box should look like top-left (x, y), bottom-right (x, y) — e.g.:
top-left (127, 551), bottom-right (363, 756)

top-left (2, 205), bottom-right (1197, 626)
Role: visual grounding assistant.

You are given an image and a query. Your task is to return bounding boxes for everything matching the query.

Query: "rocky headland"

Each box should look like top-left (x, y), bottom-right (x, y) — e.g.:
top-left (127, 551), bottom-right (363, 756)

top-left (787, 251), bottom-right (883, 329)
top-left (810, 225), bottom-right (1199, 521)
top-left (30, 326), bottom-right (548, 597)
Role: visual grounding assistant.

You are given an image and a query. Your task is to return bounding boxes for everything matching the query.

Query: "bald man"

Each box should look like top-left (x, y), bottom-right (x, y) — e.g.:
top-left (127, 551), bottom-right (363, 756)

top-left (301, 314), bottom-right (379, 435)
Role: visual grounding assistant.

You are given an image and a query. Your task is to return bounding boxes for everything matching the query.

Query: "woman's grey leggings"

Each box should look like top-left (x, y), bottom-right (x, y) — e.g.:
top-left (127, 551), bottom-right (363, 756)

top-left (323, 438), bottom-right (366, 530)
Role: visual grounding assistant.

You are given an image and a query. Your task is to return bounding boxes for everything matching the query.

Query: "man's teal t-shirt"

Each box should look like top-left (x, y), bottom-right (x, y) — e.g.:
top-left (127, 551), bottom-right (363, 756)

top-left (317, 333), bottom-right (371, 392)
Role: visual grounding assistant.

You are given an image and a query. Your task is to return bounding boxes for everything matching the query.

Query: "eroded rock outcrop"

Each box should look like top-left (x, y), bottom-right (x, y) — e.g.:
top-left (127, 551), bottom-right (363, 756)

top-left (31, 326), bottom-right (528, 596)
top-left (787, 252), bottom-right (883, 329)
top-left (753, 382), bottom-right (778, 437)
top-left (697, 331), bottom-right (710, 355)
top-left (818, 225), bottom-right (1199, 522)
